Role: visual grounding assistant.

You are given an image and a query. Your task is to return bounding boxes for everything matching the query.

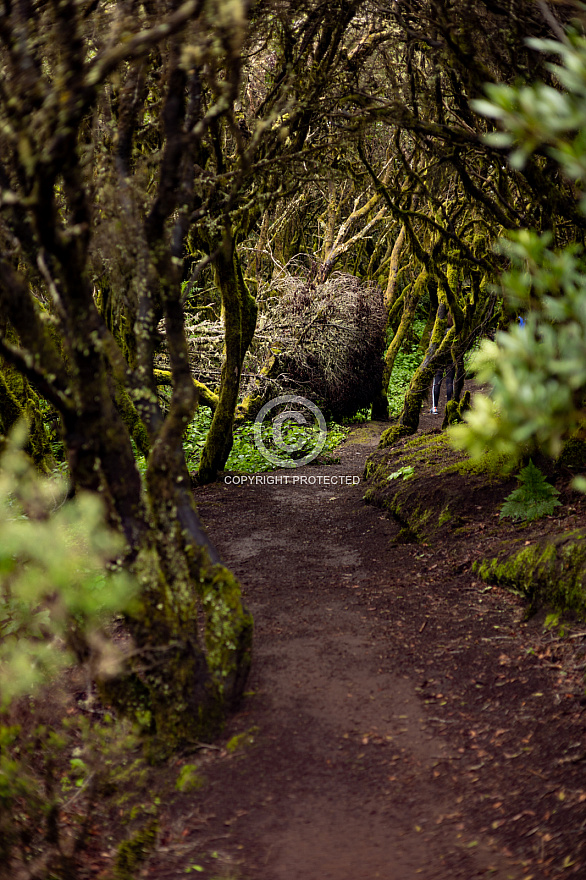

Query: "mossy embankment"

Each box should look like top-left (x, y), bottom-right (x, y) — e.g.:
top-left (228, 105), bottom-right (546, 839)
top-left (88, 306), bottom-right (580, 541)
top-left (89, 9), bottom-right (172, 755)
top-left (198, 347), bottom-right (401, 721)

top-left (362, 428), bottom-right (586, 618)
top-left (363, 430), bottom-right (513, 543)
top-left (475, 532), bottom-right (586, 618)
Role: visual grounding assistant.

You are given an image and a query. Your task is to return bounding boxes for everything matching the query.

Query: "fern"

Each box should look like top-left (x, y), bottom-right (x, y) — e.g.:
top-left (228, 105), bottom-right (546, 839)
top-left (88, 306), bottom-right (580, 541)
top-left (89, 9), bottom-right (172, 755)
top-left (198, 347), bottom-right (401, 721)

top-left (500, 460), bottom-right (561, 522)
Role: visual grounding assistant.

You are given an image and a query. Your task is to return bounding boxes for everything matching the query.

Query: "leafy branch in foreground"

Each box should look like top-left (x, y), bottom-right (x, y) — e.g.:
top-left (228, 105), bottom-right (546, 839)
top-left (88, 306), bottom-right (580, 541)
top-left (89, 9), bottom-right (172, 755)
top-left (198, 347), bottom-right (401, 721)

top-left (0, 428), bottom-right (148, 878)
top-left (452, 32), bottom-right (586, 479)
top-left (500, 460), bottom-right (561, 522)
top-left (0, 427), bottom-right (137, 706)
top-left (452, 233), bottom-right (586, 462)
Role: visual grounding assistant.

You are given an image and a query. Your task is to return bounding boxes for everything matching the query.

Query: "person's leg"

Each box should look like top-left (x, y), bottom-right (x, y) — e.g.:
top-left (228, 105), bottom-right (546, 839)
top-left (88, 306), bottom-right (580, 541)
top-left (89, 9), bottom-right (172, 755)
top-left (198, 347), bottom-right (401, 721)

top-left (431, 369), bottom-right (443, 412)
top-left (446, 363), bottom-right (455, 402)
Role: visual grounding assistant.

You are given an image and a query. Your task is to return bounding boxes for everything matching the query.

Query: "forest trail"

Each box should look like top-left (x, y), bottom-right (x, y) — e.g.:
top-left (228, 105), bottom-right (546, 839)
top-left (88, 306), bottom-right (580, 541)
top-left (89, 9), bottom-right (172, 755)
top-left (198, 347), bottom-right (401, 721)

top-left (153, 421), bottom-right (586, 880)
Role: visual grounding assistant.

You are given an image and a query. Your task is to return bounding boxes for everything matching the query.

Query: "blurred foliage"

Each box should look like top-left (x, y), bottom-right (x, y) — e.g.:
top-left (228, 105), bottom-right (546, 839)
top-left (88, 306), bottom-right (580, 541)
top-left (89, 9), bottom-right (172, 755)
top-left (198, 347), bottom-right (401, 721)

top-left (475, 35), bottom-right (586, 190)
top-left (0, 425), bottom-right (137, 706)
top-left (452, 34), bottom-right (586, 481)
top-left (0, 427), bottom-right (146, 878)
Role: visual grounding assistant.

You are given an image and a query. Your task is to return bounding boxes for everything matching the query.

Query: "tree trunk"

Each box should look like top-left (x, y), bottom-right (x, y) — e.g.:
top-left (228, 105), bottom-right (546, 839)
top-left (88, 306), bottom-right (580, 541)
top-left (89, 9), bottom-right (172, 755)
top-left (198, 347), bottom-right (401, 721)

top-left (0, 355), bottom-right (54, 470)
top-left (0, 216), bottom-right (252, 760)
top-left (371, 257), bottom-right (422, 420)
top-left (197, 234), bottom-right (257, 484)
top-left (379, 303), bottom-right (455, 447)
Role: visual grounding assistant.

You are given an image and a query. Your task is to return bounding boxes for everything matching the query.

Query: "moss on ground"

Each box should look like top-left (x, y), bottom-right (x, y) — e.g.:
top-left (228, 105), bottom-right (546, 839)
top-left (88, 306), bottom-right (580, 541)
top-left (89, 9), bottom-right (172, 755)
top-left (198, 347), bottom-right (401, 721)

top-left (557, 436), bottom-right (586, 471)
top-left (437, 450), bottom-right (512, 481)
top-left (363, 423), bottom-right (586, 618)
top-left (364, 431), bottom-right (451, 488)
top-left (363, 430), bottom-right (509, 543)
top-left (226, 726), bottom-right (260, 753)
top-left (475, 531), bottom-right (586, 618)
top-left (176, 764), bottom-right (206, 793)
top-left (115, 819), bottom-right (159, 880)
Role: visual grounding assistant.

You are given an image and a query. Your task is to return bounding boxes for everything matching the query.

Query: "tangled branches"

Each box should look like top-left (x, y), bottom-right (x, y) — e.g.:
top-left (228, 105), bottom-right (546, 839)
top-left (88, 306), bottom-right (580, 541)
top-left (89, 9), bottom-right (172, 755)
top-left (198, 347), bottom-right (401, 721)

top-left (244, 269), bottom-right (386, 420)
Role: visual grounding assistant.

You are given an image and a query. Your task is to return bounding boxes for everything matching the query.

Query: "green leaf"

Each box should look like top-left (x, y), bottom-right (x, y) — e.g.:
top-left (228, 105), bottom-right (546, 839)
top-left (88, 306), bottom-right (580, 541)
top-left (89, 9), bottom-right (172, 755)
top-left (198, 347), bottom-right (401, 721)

top-left (500, 460), bottom-right (561, 522)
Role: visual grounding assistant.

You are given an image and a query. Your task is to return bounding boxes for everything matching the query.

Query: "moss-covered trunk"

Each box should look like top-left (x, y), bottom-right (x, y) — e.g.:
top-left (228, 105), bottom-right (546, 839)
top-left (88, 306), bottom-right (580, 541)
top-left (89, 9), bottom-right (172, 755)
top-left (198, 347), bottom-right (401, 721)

top-left (0, 354), bottom-right (54, 470)
top-left (380, 302), bottom-right (455, 447)
top-left (371, 262), bottom-right (423, 420)
top-left (0, 176), bottom-right (252, 758)
top-left (57, 312), bottom-right (252, 752)
top-left (197, 234), bottom-right (257, 484)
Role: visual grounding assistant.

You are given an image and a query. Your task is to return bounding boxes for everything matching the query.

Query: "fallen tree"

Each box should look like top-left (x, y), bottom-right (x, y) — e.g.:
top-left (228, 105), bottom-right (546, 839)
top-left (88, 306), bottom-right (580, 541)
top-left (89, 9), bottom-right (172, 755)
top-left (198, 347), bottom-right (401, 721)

top-left (239, 268), bottom-right (386, 421)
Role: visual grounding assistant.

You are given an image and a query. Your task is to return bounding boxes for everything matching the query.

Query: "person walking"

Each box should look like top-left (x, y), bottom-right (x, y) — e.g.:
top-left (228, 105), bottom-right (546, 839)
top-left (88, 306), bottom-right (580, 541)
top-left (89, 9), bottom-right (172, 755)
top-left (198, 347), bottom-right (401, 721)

top-left (431, 362), bottom-right (454, 415)
top-left (429, 313), bottom-right (465, 415)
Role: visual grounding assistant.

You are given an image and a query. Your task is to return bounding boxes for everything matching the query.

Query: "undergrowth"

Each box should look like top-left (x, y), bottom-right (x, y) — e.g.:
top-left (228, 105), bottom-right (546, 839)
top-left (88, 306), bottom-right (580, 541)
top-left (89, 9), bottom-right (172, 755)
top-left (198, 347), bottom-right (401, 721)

top-left (387, 319), bottom-right (426, 418)
top-left (0, 429), bottom-right (154, 879)
top-left (133, 408), bottom-right (350, 475)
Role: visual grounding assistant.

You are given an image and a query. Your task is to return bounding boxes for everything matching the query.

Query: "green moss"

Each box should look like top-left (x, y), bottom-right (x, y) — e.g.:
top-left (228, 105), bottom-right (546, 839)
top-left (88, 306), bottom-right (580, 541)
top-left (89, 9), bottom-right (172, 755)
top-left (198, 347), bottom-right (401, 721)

top-left (475, 531), bottom-right (586, 617)
top-left (0, 362), bottom-right (54, 470)
top-left (226, 726), bottom-right (259, 753)
top-left (365, 433), bottom-right (451, 492)
top-left (175, 764), bottom-right (206, 792)
top-left (236, 353), bottom-right (281, 421)
top-left (458, 390), bottom-right (471, 419)
top-left (115, 819), bottom-right (158, 880)
top-left (441, 392), bottom-right (471, 429)
top-left (412, 505), bottom-right (431, 531)
top-left (348, 423), bottom-right (381, 443)
top-left (364, 433), bottom-right (462, 543)
top-left (103, 547), bottom-right (253, 759)
top-left (154, 369), bottom-right (219, 411)
top-left (115, 384), bottom-right (151, 458)
top-left (0, 369), bottom-right (22, 431)
top-left (557, 436), bottom-right (586, 470)
top-left (437, 450), bottom-right (510, 480)
top-left (197, 245), bottom-right (257, 483)
top-left (99, 674), bottom-right (155, 736)
top-left (401, 433), bottom-right (449, 453)
top-left (441, 399), bottom-right (460, 429)
top-left (379, 423), bottom-right (412, 448)
top-left (383, 496), bottom-right (432, 544)
top-left (200, 564), bottom-right (253, 701)
top-left (394, 525), bottom-right (419, 544)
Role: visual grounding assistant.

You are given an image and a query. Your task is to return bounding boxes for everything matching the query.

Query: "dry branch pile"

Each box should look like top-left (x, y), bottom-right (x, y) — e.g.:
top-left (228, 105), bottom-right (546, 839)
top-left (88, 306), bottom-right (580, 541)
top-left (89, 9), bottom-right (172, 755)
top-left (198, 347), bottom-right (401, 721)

top-left (243, 269), bottom-right (386, 420)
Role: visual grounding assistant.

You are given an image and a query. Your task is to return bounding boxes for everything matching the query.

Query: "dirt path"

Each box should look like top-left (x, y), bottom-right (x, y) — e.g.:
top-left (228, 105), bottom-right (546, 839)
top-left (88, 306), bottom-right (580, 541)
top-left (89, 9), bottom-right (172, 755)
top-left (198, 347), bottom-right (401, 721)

top-left (147, 423), bottom-right (586, 880)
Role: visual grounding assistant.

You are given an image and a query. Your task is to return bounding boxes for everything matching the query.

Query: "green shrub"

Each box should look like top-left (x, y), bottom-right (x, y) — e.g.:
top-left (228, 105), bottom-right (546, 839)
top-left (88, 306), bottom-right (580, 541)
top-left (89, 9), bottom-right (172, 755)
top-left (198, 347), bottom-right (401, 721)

top-left (454, 35), bottom-right (586, 477)
top-left (0, 426), bottom-right (137, 704)
top-left (181, 408), bottom-right (348, 474)
top-left (386, 319), bottom-right (427, 418)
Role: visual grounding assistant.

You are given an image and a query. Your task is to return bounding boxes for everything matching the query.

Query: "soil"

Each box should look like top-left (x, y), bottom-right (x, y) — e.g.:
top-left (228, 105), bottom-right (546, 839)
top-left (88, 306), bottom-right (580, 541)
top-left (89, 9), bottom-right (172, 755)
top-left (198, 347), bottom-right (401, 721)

top-left (135, 402), bottom-right (586, 880)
